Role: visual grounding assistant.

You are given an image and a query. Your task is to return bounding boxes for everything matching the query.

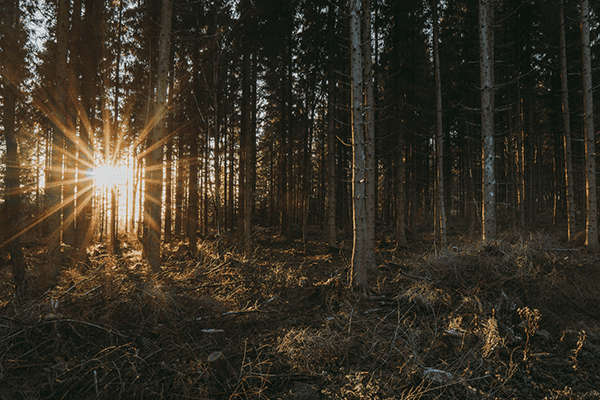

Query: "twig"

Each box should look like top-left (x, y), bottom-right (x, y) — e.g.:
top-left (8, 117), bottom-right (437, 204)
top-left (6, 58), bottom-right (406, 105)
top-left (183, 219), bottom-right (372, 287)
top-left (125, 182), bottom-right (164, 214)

top-left (38, 318), bottom-right (128, 339)
top-left (196, 296), bottom-right (277, 320)
top-left (63, 262), bottom-right (106, 296)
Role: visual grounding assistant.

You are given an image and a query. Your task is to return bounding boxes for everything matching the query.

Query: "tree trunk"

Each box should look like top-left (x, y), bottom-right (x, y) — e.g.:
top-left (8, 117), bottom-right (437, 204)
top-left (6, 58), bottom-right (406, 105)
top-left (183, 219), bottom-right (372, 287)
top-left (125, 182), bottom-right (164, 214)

top-left (46, 0), bottom-right (70, 261)
top-left (394, 11), bottom-right (407, 247)
top-left (581, 0), bottom-right (598, 250)
top-left (516, 80), bottom-right (525, 227)
top-left (174, 137), bottom-right (184, 237)
top-left (479, 0), bottom-right (496, 242)
top-left (559, 0), bottom-right (576, 241)
top-left (1, 0), bottom-right (26, 288)
top-left (76, 0), bottom-right (98, 252)
top-left (107, 0), bottom-right (123, 254)
top-left (165, 137), bottom-right (173, 243)
top-left (326, 3), bottom-right (337, 247)
top-left (433, 0), bottom-right (447, 245)
top-left (188, 133), bottom-right (199, 253)
top-left (350, 0), bottom-right (373, 293)
top-left (241, 49), bottom-right (253, 256)
top-left (362, 0), bottom-right (376, 269)
top-left (146, 0), bottom-right (172, 271)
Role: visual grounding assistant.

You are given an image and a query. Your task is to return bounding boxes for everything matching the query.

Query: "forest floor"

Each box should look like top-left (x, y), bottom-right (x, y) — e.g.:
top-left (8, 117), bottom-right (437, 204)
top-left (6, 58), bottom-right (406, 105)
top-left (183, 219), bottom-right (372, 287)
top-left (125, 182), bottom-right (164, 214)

top-left (1, 228), bottom-right (600, 399)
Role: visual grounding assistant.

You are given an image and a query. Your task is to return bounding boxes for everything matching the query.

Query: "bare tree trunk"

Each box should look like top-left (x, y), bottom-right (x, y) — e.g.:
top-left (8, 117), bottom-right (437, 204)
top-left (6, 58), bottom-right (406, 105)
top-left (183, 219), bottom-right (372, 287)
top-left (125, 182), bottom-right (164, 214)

top-left (188, 134), bottom-right (199, 253)
top-left (350, 0), bottom-right (373, 293)
top-left (174, 137), bottom-right (184, 237)
top-left (396, 127), bottom-right (407, 246)
top-left (163, 45), bottom-right (174, 244)
top-left (46, 0), bottom-right (70, 261)
top-left (129, 152), bottom-right (136, 234)
top-left (164, 137), bottom-right (173, 243)
top-left (393, 12), bottom-right (407, 247)
top-left (362, 0), bottom-right (376, 270)
top-left (433, 0), bottom-right (447, 245)
top-left (516, 81), bottom-right (525, 228)
top-left (581, 0), bottom-right (598, 250)
top-left (241, 49), bottom-right (252, 256)
top-left (76, 0), bottom-right (98, 252)
top-left (326, 3), bottom-right (337, 247)
top-left (146, 0), bottom-right (172, 271)
top-left (62, 0), bottom-right (78, 250)
top-left (1, 0), bottom-right (25, 288)
top-left (479, 0), bottom-right (496, 242)
top-left (559, 0), bottom-right (576, 241)
top-left (214, 65), bottom-right (222, 235)
top-left (107, 0), bottom-right (123, 254)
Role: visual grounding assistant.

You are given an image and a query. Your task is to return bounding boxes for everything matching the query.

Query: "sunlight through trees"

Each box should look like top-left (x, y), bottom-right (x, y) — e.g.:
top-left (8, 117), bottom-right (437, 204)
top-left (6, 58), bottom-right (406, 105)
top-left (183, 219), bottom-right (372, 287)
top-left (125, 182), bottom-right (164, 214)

top-left (1, 0), bottom-right (600, 282)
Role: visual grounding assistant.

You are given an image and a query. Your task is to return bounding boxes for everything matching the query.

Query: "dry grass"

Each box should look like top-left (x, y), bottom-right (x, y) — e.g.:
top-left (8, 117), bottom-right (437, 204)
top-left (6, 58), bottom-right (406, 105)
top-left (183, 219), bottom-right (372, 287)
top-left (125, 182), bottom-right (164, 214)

top-left (0, 230), bottom-right (600, 399)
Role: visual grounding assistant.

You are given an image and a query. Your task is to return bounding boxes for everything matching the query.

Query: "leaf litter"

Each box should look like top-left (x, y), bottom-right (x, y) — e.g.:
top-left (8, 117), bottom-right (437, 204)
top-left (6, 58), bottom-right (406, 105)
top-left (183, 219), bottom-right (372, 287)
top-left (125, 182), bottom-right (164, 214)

top-left (0, 230), bottom-right (599, 399)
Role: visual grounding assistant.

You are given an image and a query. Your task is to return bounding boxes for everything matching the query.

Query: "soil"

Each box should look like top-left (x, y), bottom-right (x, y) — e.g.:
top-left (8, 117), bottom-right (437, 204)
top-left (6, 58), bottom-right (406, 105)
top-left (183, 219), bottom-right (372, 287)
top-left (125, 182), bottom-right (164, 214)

top-left (1, 230), bottom-right (600, 399)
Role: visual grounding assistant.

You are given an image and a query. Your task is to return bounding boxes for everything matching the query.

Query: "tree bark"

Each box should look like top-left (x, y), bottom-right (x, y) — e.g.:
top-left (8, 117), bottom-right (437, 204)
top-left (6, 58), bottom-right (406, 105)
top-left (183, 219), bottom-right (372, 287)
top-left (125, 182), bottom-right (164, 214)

top-left (174, 137), bottom-right (184, 237)
top-left (362, 0), bottom-right (376, 269)
top-left (350, 0), bottom-right (373, 293)
top-left (326, 3), bottom-right (337, 247)
top-left (1, 0), bottom-right (26, 287)
top-left (46, 0), bottom-right (70, 261)
top-left (433, 0), bottom-right (447, 245)
top-left (165, 137), bottom-right (173, 243)
top-left (76, 0), bottom-right (98, 252)
top-left (581, 0), bottom-right (598, 250)
top-left (241, 48), bottom-right (253, 256)
top-left (559, 0), bottom-right (576, 241)
top-left (146, 0), bottom-right (172, 271)
top-left (188, 133), bottom-right (199, 253)
top-left (479, 0), bottom-right (496, 242)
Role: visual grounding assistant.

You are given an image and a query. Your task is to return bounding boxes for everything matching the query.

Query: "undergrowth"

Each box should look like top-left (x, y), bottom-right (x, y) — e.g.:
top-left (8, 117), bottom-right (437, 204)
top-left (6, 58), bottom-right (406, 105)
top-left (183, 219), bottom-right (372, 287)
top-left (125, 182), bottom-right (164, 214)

top-left (0, 230), bottom-right (599, 399)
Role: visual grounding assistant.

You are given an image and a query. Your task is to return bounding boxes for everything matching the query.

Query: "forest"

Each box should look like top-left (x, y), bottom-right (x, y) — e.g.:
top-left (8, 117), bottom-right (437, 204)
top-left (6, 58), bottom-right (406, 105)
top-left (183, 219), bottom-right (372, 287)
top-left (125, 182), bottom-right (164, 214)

top-left (2, 0), bottom-right (600, 398)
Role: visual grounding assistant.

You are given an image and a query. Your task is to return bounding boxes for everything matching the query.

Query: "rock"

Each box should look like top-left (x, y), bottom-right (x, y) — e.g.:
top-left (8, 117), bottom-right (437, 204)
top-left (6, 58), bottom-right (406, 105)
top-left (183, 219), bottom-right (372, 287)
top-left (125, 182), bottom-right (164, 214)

top-left (283, 382), bottom-right (320, 400)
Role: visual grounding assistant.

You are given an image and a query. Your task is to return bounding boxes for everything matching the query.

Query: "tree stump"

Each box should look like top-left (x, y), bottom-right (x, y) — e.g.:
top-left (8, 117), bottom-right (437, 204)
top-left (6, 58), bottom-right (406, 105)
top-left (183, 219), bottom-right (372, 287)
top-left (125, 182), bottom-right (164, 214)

top-left (207, 351), bottom-right (236, 383)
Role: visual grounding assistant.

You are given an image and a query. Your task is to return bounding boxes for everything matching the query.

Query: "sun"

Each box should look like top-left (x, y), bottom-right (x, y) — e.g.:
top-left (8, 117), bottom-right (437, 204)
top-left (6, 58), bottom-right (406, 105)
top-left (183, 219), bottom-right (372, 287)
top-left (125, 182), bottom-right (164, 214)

top-left (92, 163), bottom-right (129, 187)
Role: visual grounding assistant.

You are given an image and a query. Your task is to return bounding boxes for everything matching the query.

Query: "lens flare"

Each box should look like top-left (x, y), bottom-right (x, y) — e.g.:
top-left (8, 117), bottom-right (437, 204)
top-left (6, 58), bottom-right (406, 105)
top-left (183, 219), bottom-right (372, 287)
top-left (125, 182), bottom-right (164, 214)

top-left (92, 163), bottom-right (128, 187)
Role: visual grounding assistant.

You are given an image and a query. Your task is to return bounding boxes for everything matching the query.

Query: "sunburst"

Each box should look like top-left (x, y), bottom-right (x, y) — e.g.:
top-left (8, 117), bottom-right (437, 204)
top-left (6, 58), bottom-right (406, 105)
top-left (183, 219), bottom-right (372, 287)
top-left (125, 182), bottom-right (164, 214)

top-left (92, 162), bottom-right (129, 188)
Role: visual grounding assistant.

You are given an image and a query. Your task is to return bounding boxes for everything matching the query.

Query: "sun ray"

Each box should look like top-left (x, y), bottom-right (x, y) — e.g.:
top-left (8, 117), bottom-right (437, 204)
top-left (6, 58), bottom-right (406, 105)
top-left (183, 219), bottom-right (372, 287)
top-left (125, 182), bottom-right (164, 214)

top-left (0, 183), bottom-right (94, 249)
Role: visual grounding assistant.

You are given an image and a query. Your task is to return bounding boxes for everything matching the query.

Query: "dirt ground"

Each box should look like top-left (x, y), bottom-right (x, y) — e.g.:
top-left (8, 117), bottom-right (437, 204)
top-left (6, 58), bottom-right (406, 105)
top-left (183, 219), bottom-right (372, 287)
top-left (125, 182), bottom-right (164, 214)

top-left (1, 229), bottom-right (600, 399)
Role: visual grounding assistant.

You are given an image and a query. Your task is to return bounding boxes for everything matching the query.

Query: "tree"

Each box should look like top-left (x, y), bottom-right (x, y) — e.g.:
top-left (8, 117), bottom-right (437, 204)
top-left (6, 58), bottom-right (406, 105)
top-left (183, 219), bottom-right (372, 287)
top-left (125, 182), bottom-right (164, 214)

top-left (73, 0), bottom-right (102, 253)
top-left (558, 0), bottom-right (575, 241)
top-left (1, 0), bottom-right (26, 288)
top-left (145, 0), bottom-right (172, 272)
top-left (108, 0), bottom-right (124, 254)
top-left (580, 0), bottom-right (598, 250)
top-left (326, 2), bottom-right (337, 247)
top-left (362, 0), bottom-right (376, 270)
top-left (349, 0), bottom-right (375, 293)
top-left (432, 0), bottom-right (447, 245)
top-left (46, 0), bottom-right (70, 261)
top-left (241, 48), bottom-right (253, 255)
top-left (479, 0), bottom-right (496, 241)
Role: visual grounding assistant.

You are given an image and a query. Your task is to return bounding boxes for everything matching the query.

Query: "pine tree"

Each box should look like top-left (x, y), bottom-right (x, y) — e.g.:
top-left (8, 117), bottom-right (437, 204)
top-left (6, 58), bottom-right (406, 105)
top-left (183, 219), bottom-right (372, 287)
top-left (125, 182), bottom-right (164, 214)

top-left (581, 0), bottom-right (598, 250)
top-left (479, 0), bottom-right (496, 241)
top-left (146, 0), bottom-right (172, 272)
